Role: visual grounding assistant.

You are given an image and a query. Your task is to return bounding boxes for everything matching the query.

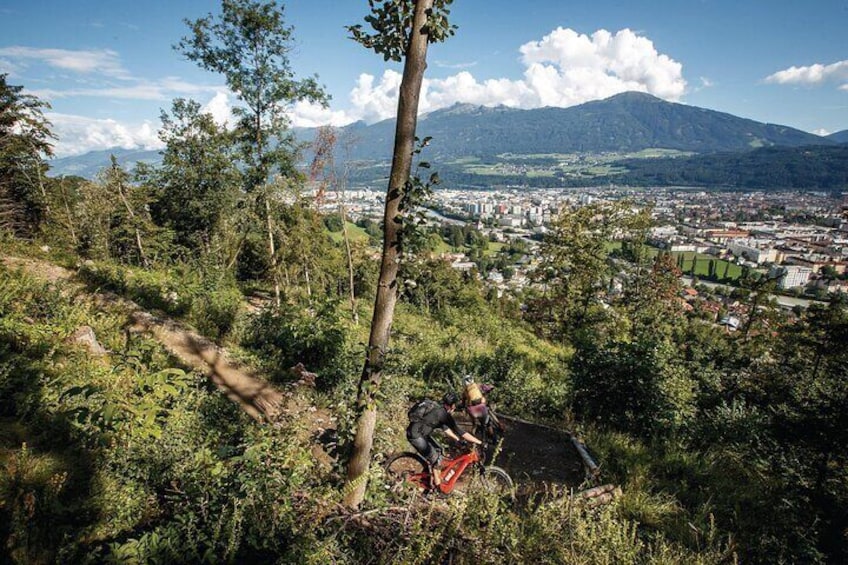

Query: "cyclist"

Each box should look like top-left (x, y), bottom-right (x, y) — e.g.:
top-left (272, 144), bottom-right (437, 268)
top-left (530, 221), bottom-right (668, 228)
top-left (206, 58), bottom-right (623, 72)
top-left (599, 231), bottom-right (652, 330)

top-left (461, 374), bottom-right (506, 442)
top-left (462, 374), bottom-right (494, 425)
top-left (406, 392), bottom-right (483, 486)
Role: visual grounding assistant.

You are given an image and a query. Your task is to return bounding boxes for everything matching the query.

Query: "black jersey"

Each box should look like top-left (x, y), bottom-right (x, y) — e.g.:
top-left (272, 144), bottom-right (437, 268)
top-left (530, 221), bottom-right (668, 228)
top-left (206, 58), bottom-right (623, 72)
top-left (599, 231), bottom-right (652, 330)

top-left (407, 403), bottom-right (462, 439)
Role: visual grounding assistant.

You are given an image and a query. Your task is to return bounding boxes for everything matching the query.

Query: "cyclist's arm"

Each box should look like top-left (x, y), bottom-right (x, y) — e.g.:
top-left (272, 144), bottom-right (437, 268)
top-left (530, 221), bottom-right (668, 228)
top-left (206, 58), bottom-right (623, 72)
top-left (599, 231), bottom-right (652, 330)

top-left (443, 413), bottom-right (483, 445)
top-left (462, 431), bottom-right (483, 445)
top-left (443, 428), bottom-right (482, 445)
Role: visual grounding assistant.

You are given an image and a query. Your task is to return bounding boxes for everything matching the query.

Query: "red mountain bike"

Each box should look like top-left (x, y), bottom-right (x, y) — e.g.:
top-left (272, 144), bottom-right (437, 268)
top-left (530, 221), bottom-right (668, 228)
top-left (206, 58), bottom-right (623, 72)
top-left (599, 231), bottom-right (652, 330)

top-left (385, 443), bottom-right (514, 498)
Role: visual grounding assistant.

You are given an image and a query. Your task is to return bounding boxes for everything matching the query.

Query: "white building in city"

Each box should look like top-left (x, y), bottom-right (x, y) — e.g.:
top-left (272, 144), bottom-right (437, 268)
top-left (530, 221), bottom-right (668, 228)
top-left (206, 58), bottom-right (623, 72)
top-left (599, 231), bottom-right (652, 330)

top-left (770, 265), bottom-right (813, 289)
top-left (727, 238), bottom-right (781, 264)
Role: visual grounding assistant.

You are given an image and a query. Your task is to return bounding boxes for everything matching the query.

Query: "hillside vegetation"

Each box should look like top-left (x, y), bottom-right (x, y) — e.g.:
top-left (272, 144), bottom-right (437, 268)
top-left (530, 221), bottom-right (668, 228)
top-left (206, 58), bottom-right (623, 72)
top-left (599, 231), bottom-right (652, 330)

top-left (2, 3), bottom-right (848, 562)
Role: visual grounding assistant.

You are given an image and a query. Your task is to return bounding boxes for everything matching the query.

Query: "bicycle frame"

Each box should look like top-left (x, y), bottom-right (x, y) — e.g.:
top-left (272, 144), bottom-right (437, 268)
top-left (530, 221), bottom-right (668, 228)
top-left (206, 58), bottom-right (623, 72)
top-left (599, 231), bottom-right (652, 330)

top-left (437, 447), bottom-right (481, 494)
top-left (402, 447), bottom-right (482, 494)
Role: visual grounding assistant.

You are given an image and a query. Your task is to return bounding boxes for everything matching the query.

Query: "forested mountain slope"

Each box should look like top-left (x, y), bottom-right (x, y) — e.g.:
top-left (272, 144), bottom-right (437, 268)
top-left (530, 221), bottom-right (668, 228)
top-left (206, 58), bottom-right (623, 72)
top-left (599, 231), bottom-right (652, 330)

top-left (49, 92), bottom-right (835, 180)
top-left (315, 92), bottom-right (833, 160)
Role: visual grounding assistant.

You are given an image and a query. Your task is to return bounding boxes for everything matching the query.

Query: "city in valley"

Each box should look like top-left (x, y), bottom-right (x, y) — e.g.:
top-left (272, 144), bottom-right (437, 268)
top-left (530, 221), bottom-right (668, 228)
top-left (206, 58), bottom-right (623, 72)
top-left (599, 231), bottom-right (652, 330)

top-left (322, 184), bottom-right (848, 322)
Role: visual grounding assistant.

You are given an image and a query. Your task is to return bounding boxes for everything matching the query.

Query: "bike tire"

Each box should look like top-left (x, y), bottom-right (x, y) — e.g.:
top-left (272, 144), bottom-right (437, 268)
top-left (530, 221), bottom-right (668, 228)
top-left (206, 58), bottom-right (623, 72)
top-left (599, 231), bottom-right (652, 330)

top-left (477, 465), bottom-right (515, 500)
top-left (385, 452), bottom-right (429, 493)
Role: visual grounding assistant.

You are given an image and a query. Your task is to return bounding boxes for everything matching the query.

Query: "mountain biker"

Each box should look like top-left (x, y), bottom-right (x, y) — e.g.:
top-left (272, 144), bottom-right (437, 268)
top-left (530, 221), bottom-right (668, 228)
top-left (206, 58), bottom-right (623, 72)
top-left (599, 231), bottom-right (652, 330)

top-left (461, 374), bottom-right (492, 428)
top-left (406, 392), bottom-right (483, 486)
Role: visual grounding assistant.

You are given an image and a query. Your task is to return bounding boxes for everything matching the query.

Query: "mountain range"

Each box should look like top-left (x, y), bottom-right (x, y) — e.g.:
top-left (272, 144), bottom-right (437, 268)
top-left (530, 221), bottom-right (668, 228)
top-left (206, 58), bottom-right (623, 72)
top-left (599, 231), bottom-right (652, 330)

top-left (332, 92), bottom-right (836, 161)
top-left (48, 92), bottom-right (848, 188)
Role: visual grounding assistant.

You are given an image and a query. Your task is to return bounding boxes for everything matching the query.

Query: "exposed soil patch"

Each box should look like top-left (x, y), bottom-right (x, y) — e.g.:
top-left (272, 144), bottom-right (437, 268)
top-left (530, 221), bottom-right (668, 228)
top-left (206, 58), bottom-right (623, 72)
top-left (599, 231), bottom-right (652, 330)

top-left (496, 416), bottom-right (587, 487)
top-left (1, 255), bottom-right (73, 283)
top-left (453, 412), bottom-right (589, 491)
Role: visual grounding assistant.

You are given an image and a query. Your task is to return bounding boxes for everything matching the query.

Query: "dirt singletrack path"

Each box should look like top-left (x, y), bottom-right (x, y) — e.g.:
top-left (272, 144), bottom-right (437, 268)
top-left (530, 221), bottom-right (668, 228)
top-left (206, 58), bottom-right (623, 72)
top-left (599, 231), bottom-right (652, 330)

top-left (452, 412), bottom-right (588, 491)
top-left (2, 255), bottom-right (284, 422)
top-left (128, 311), bottom-right (284, 421)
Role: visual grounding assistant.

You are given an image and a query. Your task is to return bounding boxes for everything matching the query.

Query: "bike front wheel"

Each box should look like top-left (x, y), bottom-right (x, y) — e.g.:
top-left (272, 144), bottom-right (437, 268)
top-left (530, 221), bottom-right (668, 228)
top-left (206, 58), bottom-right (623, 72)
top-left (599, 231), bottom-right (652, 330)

top-left (385, 452), bottom-right (429, 493)
top-left (476, 465), bottom-right (514, 500)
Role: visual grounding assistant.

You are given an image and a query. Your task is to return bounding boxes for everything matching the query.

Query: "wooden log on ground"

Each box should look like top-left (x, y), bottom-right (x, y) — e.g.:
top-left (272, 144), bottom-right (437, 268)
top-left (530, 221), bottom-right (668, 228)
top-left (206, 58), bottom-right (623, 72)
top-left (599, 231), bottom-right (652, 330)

top-left (574, 483), bottom-right (622, 508)
top-left (570, 435), bottom-right (601, 479)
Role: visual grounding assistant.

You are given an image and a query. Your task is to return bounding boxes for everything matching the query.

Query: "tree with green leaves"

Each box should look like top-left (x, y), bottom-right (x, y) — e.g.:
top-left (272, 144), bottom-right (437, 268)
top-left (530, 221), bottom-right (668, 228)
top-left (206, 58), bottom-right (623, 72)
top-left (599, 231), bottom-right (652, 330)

top-left (0, 74), bottom-right (54, 236)
top-left (102, 156), bottom-right (156, 267)
top-left (757, 297), bottom-right (848, 561)
top-left (177, 0), bottom-right (327, 305)
top-left (148, 98), bottom-right (242, 259)
top-left (527, 201), bottom-right (647, 341)
top-left (343, 0), bottom-right (456, 509)
top-left (310, 125), bottom-right (359, 321)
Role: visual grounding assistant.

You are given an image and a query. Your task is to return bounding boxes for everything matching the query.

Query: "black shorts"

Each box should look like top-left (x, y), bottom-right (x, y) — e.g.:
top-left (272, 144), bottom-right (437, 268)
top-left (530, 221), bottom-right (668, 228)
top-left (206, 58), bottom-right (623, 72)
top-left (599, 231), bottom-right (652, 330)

top-left (407, 434), bottom-right (442, 467)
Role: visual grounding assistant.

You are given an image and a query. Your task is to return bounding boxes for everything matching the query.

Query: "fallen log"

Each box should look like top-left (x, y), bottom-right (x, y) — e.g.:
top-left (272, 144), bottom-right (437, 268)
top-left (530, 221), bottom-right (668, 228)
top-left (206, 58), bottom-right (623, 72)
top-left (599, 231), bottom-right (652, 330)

top-left (574, 484), bottom-right (622, 508)
top-left (570, 435), bottom-right (601, 479)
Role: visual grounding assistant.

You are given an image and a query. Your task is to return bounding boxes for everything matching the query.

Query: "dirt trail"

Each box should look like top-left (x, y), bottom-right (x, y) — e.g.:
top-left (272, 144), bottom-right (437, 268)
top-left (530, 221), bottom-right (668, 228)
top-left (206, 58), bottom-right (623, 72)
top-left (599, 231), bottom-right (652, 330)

top-left (453, 412), bottom-right (588, 491)
top-left (2, 255), bottom-right (284, 422)
top-left (128, 311), bottom-right (283, 421)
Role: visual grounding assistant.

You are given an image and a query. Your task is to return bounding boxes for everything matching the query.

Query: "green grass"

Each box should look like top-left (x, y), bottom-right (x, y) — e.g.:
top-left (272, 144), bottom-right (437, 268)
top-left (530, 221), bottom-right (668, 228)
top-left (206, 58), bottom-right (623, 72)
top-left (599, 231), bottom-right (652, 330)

top-left (327, 222), bottom-right (371, 245)
top-left (487, 241), bottom-right (506, 255)
top-left (644, 248), bottom-right (744, 281)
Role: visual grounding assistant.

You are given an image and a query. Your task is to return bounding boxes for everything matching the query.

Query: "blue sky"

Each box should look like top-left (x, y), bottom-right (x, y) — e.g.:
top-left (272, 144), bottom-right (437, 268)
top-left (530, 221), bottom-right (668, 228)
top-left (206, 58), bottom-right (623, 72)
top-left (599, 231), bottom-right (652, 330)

top-left (1, 0), bottom-right (846, 156)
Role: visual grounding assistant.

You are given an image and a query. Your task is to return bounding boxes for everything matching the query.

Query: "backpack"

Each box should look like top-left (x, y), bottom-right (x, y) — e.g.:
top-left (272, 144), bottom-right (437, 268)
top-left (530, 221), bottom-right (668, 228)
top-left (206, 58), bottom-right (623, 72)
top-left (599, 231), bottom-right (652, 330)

top-left (407, 399), bottom-right (439, 422)
top-left (464, 382), bottom-right (484, 405)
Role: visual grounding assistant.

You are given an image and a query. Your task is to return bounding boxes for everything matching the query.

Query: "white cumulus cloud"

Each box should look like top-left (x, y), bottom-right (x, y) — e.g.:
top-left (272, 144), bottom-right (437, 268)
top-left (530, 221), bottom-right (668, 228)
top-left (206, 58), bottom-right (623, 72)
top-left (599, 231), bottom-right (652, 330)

top-left (47, 112), bottom-right (163, 157)
top-left (201, 91), bottom-right (235, 127)
top-left (289, 27), bottom-right (687, 126)
top-left (765, 60), bottom-right (848, 88)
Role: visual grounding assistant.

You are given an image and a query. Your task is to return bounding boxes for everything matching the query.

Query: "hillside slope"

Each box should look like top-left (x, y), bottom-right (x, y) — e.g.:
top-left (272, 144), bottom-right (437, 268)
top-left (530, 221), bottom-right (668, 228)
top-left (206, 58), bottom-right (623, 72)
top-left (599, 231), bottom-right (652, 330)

top-left (339, 92), bottom-right (831, 160)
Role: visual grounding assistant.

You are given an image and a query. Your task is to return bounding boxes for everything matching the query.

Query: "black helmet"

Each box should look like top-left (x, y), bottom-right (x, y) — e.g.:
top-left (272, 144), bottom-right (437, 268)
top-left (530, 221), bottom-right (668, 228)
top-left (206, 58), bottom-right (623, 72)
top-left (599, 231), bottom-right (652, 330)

top-left (442, 391), bottom-right (459, 407)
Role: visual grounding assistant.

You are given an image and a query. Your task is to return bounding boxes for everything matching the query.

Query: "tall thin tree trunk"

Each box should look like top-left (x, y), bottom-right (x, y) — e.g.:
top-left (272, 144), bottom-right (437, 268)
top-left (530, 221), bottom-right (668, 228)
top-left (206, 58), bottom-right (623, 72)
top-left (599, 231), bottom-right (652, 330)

top-left (253, 107), bottom-right (282, 308)
top-left (304, 262), bottom-right (312, 297)
top-left (116, 180), bottom-right (148, 268)
top-left (340, 201), bottom-right (358, 323)
top-left (344, 0), bottom-right (434, 509)
top-left (264, 190), bottom-right (281, 308)
top-left (59, 178), bottom-right (77, 246)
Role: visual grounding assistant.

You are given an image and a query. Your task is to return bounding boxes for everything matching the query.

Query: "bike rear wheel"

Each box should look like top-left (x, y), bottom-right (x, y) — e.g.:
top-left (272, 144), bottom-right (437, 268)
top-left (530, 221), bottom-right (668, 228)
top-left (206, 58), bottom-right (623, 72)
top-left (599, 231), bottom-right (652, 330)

top-left (385, 452), bottom-right (429, 493)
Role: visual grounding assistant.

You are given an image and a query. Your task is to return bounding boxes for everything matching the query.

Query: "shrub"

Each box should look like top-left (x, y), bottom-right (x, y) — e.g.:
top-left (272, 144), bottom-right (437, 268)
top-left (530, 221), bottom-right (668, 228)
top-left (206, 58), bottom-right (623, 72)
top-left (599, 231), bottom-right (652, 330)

top-left (243, 299), bottom-right (356, 389)
top-left (189, 275), bottom-right (243, 339)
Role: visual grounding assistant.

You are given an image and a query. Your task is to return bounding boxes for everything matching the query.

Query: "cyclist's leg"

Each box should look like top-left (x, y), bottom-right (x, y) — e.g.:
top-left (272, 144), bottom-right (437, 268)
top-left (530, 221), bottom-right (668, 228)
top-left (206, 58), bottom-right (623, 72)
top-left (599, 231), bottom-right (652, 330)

top-left (488, 409), bottom-right (505, 434)
top-left (408, 435), bottom-right (438, 464)
top-left (425, 436), bottom-right (445, 485)
top-left (467, 404), bottom-right (487, 440)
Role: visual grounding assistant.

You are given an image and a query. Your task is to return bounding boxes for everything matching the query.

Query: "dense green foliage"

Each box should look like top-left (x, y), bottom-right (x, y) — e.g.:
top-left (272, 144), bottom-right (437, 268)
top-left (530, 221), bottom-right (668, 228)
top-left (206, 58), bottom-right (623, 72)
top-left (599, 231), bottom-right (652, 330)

top-left (610, 145), bottom-right (848, 189)
top-left (0, 74), bottom-right (54, 236)
top-left (7, 235), bottom-right (845, 563)
top-left (3, 2), bottom-right (847, 562)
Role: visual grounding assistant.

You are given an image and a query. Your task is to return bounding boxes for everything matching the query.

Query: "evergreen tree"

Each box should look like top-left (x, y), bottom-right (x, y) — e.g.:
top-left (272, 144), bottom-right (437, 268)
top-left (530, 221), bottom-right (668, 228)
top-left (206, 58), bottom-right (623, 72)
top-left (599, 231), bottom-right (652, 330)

top-left (0, 74), bottom-right (54, 236)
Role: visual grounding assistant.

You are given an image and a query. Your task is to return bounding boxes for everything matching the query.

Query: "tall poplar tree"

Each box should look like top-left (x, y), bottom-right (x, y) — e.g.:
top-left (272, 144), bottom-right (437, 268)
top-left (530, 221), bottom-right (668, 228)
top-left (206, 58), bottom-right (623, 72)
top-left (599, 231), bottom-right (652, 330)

top-left (343, 0), bottom-right (456, 509)
top-left (177, 0), bottom-right (327, 304)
